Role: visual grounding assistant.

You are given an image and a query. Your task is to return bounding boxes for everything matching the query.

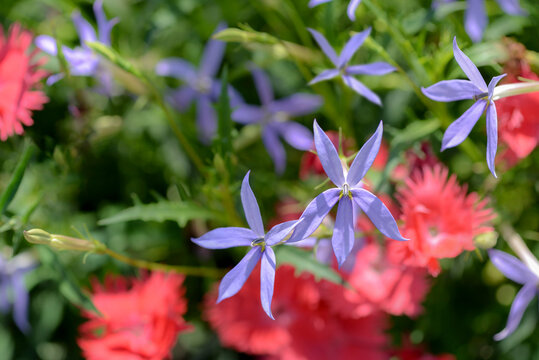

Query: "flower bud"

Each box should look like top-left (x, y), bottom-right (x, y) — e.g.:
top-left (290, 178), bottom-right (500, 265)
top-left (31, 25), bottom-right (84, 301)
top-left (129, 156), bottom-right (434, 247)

top-left (24, 228), bottom-right (98, 252)
top-left (474, 231), bottom-right (498, 249)
top-left (23, 229), bottom-right (53, 245)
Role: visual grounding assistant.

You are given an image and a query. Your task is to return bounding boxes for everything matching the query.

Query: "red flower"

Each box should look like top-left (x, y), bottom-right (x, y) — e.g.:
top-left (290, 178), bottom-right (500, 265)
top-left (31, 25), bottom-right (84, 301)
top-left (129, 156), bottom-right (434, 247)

top-left (78, 272), bottom-right (191, 360)
top-left (396, 165), bottom-right (495, 276)
top-left (204, 265), bottom-right (389, 360)
top-left (0, 24), bottom-right (48, 140)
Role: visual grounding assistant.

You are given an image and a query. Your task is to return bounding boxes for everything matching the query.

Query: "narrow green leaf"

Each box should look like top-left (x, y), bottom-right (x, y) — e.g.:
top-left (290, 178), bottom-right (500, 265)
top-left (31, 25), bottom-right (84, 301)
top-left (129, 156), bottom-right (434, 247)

top-left (275, 245), bottom-right (344, 285)
top-left (389, 118), bottom-right (440, 151)
top-left (98, 200), bottom-right (214, 227)
top-left (86, 41), bottom-right (145, 80)
top-left (0, 141), bottom-right (36, 216)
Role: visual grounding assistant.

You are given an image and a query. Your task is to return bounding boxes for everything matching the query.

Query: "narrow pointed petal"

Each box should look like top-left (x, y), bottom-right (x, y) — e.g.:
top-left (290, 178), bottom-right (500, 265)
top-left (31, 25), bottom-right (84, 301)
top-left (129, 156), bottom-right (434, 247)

top-left (200, 23), bottom-right (227, 77)
top-left (347, 120), bottom-right (383, 186)
top-left (241, 171), bottom-right (265, 236)
top-left (346, 62), bottom-right (395, 76)
top-left (351, 188), bottom-right (407, 241)
top-left (155, 58), bottom-right (197, 83)
top-left (266, 220), bottom-right (299, 246)
top-left (347, 0), bottom-right (362, 21)
top-left (313, 120), bottom-right (345, 186)
top-left (46, 73), bottom-right (65, 86)
top-left (35, 35), bottom-right (58, 55)
top-left (309, 69), bottom-right (340, 85)
top-left (93, 0), bottom-right (118, 45)
top-left (465, 0), bottom-right (487, 43)
top-left (191, 227), bottom-right (257, 249)
top-left (307, 28), bottom-right (338, 66)
top-left (196, 96), bottom-right (217, 144)
top-left (231, 105), bottom-right (265, 124)
top-left (262, 126), bottom-right (287, 174)
top-left (338, 27), bottom-right (371, 68)
top-left (275, 122), bottom-right (313, 151)
top-left (250, 66), bottom-right (274, 106)
top-left (260, 247), bottom-right (276, 319)
top-left (488, 249), bottom-right (537, 285)
top-left (309, 0), bottom-right (332, 7)
top-left (217, 248), bottom-right (262, 302)
top-left (71, 11), bottom-right (97, 45)
top-left (453, 37), bottom-right (487, 89)
top-left (269, 94), bottom-right (322, 116)
top-left (421, 80), bottom-right (481, 102)
top-left (11, 276), bottom-right (30, 333)
top-left (332, 197), bottom-right (355, 266)
top-left (494, 282), bottom-right (536, 341)
top-left (486, 103), bottom-right (498, 177)
top-left (342, 76), bottom-right (381, 106)
top-left (441, 99), bottom-right (487, 150)
top-left (288, 188), bottom-right (341, 243)
top-left (487, 74), bottom-right (507, 101)
top-left (496, 0), bottom-right (527, 15)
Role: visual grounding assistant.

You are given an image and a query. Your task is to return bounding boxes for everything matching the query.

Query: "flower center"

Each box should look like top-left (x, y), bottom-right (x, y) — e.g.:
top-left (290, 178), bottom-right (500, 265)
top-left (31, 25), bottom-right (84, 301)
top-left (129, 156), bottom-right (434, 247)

top-left (341, 183), bottom-right (351, 198)
top-left (473, 91), bottom-right (489, 101)
top-left (251, 237), bottom-right (266, 251)
top-left (195, 76), bottom-right (212, 94)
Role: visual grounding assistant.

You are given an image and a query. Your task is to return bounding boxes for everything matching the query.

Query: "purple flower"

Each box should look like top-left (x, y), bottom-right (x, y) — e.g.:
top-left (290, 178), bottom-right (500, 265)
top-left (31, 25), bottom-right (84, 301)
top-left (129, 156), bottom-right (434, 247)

top-left (191, 171), bottom-right (298, 319)
top-left (155, 23), bottom-right (243, 144)
top-left (422, 37), bottom-right (506, 177)
top-left (287, 120), bottom-right (407, 266)
top-left (0, 253), bottom-right (37, 333)
top-left (308, 0), bottom-right (362, 21)
top-left (488, 249), bottom-right (539, 340)
top-left (231, 66), bottom-right (322, 173)
top-left (434, 0), bottom-right (526, 42)
top-left (35, 0), bottom-right (119, 95)
top-left (308, 27), bottom-right (396, 106)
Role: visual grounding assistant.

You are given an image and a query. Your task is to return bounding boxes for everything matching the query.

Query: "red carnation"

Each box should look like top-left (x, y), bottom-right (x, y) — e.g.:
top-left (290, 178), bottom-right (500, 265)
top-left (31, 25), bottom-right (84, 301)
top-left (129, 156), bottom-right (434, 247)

top-left (78, 272), bottom-right (191, 360)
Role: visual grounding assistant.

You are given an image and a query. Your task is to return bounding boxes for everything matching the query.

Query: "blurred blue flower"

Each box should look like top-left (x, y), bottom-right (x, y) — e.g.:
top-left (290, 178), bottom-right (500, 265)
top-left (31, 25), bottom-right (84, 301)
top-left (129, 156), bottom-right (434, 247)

top-left (434, 0), bottom-right (526, 42)
top-left (0, 252), bottom-right (37, 334)
top-left (155, 23), bottom-right (243, 144)
top-left (231, 66), bottom-right (322, 173)
top-left (422, 37), bottom-right (505, 177)
top-left (191, 171), bottom-right (299, 319)
top-left (35, 0), bottom-right (119, 95)
top-left (308, 27), bottom-right (395, 106)
top-left (488, 249), bottom-right (539, 340)
top-left (287, 120), bottom-right (406, 266)
top-left (309, 0), bottom-right (362, 21)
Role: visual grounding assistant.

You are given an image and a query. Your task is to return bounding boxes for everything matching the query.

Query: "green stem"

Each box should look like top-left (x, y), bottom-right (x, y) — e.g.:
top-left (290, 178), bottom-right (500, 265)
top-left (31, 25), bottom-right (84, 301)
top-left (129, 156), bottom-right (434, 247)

top-left (0, 142), bottom-right (36, 215)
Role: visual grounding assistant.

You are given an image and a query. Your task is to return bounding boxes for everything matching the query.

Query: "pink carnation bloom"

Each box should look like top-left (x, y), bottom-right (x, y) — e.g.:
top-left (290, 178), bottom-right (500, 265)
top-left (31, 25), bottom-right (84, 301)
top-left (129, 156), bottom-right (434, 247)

top-left (78, 272), bottom-right (191, 360)
top-left (204, 265), bottom-right (389, 360)
top-left (395, 165), bottom-right (495, 276)
top-left (0, 24), bottom-right (48, 140)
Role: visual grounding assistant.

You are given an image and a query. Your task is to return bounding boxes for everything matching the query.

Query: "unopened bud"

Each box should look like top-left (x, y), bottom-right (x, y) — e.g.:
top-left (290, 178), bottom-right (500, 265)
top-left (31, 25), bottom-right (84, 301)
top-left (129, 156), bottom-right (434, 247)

top-left (475, 231), bottom-right (498, 249)
top-left (24, 229), bottom-right (98, 252)
top-left (23, 229), bottom-right (53, 245)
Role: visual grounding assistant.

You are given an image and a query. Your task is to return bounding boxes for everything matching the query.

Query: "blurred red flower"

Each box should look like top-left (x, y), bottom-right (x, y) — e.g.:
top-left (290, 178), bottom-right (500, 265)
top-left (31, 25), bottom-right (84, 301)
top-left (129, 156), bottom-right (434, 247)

top-left (0, 24), bottom-right (48, 141)
top-left (390, 336), bottom-right (456, 360)
top-left (204, 264), bottom-right (389, 360)
top-left (395, 165), bottom-right (495, 276)
top-left (78, 272), bottom-right (191, 360)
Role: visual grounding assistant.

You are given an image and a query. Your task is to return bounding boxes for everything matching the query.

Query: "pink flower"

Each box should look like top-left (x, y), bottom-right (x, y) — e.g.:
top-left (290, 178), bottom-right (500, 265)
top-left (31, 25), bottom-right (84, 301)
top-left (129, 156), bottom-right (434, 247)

top-left (0, 24), bottom-right (48, 140)
top-left (396, 165), bottom-right (495, 276)
top-left (78, 272), bottom-right (191, 360)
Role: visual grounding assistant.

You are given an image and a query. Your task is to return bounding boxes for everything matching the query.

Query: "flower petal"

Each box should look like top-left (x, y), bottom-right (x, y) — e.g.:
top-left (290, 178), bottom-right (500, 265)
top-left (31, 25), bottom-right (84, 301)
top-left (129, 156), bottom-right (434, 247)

top-left (346, 62), bottom-right (395, 76)
top-left (11, 275), bottom-right (30, 333)
top-left (241, 171), bottom-right (265, 236)
top-left (35, 35), bottom-right (57, 55)
top-left (155, 58), bottom-right (197, 83)
top-left (309, 0), bottom-right (332, 7)
top-left (453, 37), bottom-right (487, 89)
top-left (274, 122), bottom-right (313, 151)
top-left (351, 188), bottom-right (407, 241)
top-left (421, 80), bottom-right (481, 102)
top-left (486, 102), bottom-right (498, 177)
top-left (465, 0), bottom-right (487, 43)
top-left (347, 0), bottom-right (362, 21)
top-left (342, 75), bottom-right (382, 106)
top-left (347, 120), bottom-right (383, 186)
top-left (313, 120), bottom-right (345, 186)
top-left (196, 96), bottom-right (217, 143)
top-left (191, 227), bottom-right (257, 249)
top-left (266, 220), bottom-right (299, 246)
top-left (487, 74), bottom-right (507, 101)
top-left (250, 66), bottom-right (274, 106)
top-left (338, 27), bottom-right (371, 68)
top-left (332, 197), bottom-right (355, 266)
top-left (494, 282), bottom-right (536, 341)
top-left (496, 0), bottom-right (527, 15)
top-left (260, 247), bottom-right (276, 319)
top-left (441, 99), bottom-right (486, 151)
top-left (217, 248), bottom-right (262, 302)
top-left (269, 94), bottom-right (323, 116)
top-left (262, 126), bottom-right (287, 174)
top-left (307, 28), bottom-right (338, 66)
top-left (231, 105), bottom-right (265, 124)
top-left (71, 11), bottom-right (97, 45)
top-left (199, 23), bottom-right (227, 77)
top-left (166, 86), bottom-right (196, 111)
top-left (288, 188), bottom-right (341, 243)
top-left (93, 0), bottom-right (118, 45)
top-left (309, 69), bottom-right (340, 85)
top-left (488, 249), bottom-right (537, 285)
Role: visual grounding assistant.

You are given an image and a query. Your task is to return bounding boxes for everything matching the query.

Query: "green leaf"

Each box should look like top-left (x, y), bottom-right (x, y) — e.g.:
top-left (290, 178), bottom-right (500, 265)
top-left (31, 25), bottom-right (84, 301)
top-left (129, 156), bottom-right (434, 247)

top-left (0, 141), bottom-right (36, 216)
top-left (98, 199), bottom-right (214, 227)
top-left (275, 245), bottom-right (345, 286)
top-left (389, 118), bottom-right (440, 152)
